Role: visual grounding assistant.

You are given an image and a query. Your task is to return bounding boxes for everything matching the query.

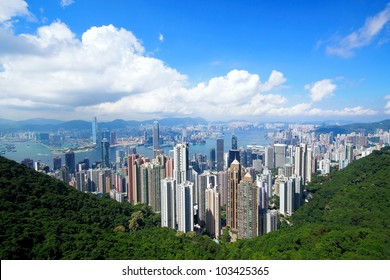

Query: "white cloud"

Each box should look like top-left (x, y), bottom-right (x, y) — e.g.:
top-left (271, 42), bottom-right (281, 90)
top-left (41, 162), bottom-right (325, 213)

top-left (385, 95), bottom-right (390, 114)
top-left (0, 0), bottom-right (29, 23)
top-left (159, 33), bottom-right (164, 42)
top-left (326, 2), bottom-right (390, 57)
top-left (305, 79), bottom-right (336, 102)
top-left (0, 20), bottom-right (378, 121)
top-left (60, 0), bottom-right (75, 8)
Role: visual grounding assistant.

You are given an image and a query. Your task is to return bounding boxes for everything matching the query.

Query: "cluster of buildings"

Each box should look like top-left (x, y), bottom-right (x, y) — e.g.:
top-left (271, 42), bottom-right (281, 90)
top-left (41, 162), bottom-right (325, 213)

top-left (18, 119), bottom-right (390, 241)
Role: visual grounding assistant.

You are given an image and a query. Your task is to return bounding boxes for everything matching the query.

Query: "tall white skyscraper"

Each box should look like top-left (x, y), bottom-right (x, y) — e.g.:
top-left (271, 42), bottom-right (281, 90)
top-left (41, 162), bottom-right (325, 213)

top-left (173, 143), bottom-right (189, 185)
top-left (198, 171), bottom-right (217, 223)
top-left (161, 178), bottom-right (176, 229)
top-left (205, 186), bottom-right (221, 238)
top-left (176, 181), bottom-right (194, 233)
top-left (266, 209), bottom-right (278, 233)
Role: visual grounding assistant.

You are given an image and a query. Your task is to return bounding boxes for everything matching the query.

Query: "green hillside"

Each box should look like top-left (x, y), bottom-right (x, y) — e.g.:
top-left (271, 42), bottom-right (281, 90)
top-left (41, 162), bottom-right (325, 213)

top-left (316, 119), bottom-right (390, 134)
top-left (1, 147), bottom-right (390, 259)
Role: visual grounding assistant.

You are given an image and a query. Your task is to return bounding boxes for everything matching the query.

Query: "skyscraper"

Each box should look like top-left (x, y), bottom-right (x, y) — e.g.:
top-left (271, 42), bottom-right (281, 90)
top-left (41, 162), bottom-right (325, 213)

top-left (205, 186), bottom-right (221, 238)
top-left (231, 134), bottom-right (238, 150)
top-left (227, 159), bottom-right (242, 230)
top-left (274, 144), bottom-right (287, 168)
top-left (173, 143), bottom-right (189, 185)
top-left (265, 146), bottom-right (274, 169)
top-left (216, 138), bottom-right (224, 171)
top-left (161, 178), bottom-right (176, 229)
top-left (176, 181), bottom-right (194, 233)
top-left (198, 171), bottom-right (217, 223)
top-left (65, 150), bottom-right (75, 174)
top-left (101, 138), bottom-right (110, 168)
top-left (237, 173), bottom-right (258, 239)
top-left (152, 121), bottom-right (160, 151)
top-left (53, 157), bottom-right (62, 171)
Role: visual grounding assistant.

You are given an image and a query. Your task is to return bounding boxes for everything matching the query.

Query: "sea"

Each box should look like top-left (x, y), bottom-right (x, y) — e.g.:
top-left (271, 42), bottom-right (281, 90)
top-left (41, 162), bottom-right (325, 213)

top-left (1, 129), bottom-right (271, 169)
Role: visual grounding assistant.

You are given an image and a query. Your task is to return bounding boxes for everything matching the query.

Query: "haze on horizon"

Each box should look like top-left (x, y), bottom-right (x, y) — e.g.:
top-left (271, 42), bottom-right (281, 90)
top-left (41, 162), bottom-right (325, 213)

top-left (0, 0), bottom-right (390, 123)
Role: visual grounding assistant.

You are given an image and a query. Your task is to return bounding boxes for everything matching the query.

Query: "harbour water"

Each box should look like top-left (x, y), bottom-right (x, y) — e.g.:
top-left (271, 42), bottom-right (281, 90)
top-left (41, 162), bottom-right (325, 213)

top-left (1, 129), bottom-right (271, 169)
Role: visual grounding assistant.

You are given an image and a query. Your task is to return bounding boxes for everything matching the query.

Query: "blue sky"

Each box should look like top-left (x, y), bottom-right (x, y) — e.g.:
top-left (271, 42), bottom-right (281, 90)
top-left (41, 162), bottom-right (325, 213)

top-left (0, 0), bottom-right (389, 122)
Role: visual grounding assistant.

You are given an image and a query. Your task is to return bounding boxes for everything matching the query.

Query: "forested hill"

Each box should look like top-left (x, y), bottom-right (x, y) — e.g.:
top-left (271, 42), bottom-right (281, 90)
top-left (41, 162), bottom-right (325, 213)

top-left (1, 147), bottom-right (390, 259)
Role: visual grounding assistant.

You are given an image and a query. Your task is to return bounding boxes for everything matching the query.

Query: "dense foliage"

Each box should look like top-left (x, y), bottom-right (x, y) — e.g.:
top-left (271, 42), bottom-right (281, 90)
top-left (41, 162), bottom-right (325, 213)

top-left (1, 147), bottom-right (389, 259)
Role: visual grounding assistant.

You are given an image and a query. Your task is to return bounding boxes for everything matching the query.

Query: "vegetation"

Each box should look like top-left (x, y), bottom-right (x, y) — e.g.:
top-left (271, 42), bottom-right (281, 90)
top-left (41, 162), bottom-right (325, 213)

top-left (1, 147), bottom-right (390, 259)
top-left (316, 119), bottom-right (390, 134)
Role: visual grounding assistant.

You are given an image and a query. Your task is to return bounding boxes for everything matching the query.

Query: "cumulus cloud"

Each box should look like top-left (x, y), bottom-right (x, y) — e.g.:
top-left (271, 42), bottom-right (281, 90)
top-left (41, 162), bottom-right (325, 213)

top-left (0, 19), bottom-right (378, 121)
top-left (159, 33), bottom-right (164, 42)
top-left (326, 2), bottom-right (390, 57)
top-left (305, 79), bottom-right (336, 102)
top-left (385, 95), bottom-right (390, 114)
top-left (60, 0), bottom-right (75, 8)
top-left (0, 0), bottom-right (30, 23)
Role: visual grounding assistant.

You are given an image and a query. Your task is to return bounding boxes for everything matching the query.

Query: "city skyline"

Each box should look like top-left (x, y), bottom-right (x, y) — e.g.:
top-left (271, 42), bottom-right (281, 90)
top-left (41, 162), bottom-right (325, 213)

top-left (1, 0), bottom-right (390, 122)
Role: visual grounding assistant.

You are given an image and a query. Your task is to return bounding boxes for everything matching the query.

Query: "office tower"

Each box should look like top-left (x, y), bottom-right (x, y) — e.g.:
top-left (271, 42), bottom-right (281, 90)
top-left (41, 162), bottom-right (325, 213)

top-left (153, 121), bottom-right (160, 150)
top-left (279, 180), bottom-right (287, 215)
top-left (266, 209), bottom-right (278, 233)
top-left (232, 134), bottom-right (238, 150)
top-left (228, 149), bottom-right (240, 168)
top-left (205, 187), bottom-right (221, 238)
top-left (110, 132), bottom-right (117, 145)
top-left (173, 143), bottom-right (189, 185)
top-left (161, 178), bottom-right (176, 229)
top-left (217, 170), bottom-right (228, 206)
top-left (198, 171), bottom-right (217, 223)
top-left (237, 173), bottom-right (258, 239)
top-left (227, 159), bottom-right (242, 230)
top-left (65, 150), bottom-right (76, 174)
top-left (274, 144), bottom-right (287, 168)
top-left (59, 165), bottom-right (69, 184)
top-left (216, 138), bottom-right (224, 171)
top-left (53, 157), bottom-right (62, 171)
top-left (209, 148), bottom-right (216, 170)
top-left (265, 146), bottom-right (274, 169)
top-left (176, 181), bottom-right (194, 233)
top-left (101, 138), bottom-right (110, 168)
top-left (92, 117), bottom-right (98, 145)
top-left (166, 157), bottom-right (174, 178)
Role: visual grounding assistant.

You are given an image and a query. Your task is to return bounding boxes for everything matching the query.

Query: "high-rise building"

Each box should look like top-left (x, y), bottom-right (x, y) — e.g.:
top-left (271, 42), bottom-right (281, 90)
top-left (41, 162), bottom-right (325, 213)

top-left (147, 163), bottom-right (161, 212)
top-left (161, 178), bottom-right (176, 229)
top-left (227, 159), bottom-right (242, 230)
top-left (232, 134), bottom-right (238, 150)
top-left (205, 186), bottom-right (221, 238)
top-left (237, 173), bottom-right (258, 239)
top-left (53, 157), bottom-right (62, 171)
top-left (176, 181), bottom-right (194, 233)
top-left (209, 148), bottom-right (216, 170)
top-left (216, 138), bottom-right (224, 171)
top-left (228, 149), bottom-right (240, 168)
top-left (153, 121), bottom-right (160, 151)
top-left (92, 117), bottom-right (98, 145)
top-left (265, 146), bottom-right (274, 169)
top-left (266, 209), bottom-right (278, 233)
top-left (217, 170), bottom-right (228, 206)
top-left (274, 144), bottom-right (287, 168)
top-left (198, 171), bottom-right (217, 223)
top-left (65, 150), bottom-right (75, 174)
top-left (21, 158), bottom-right (34, 169)
top-left (173, 143), bottom-right (189, 185)
top-left (101, 138), bottom-right (110, 168)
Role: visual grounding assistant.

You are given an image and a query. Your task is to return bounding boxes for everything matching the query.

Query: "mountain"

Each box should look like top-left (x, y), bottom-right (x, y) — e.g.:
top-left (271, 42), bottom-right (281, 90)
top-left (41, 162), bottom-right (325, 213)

top-left (316, 119), bottom-right (390, 134)
top-left (0, 117), bottom-right (209, 132)
top-left (1, 147), bottom-right (389, 259)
